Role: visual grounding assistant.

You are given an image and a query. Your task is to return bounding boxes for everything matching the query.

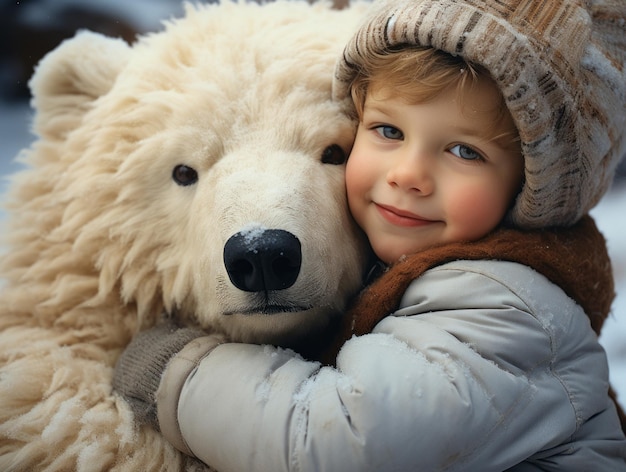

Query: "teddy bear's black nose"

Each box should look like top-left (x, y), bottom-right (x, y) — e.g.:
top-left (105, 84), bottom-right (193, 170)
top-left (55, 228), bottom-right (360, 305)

top-left (223, 229), bottom-right (302, 293)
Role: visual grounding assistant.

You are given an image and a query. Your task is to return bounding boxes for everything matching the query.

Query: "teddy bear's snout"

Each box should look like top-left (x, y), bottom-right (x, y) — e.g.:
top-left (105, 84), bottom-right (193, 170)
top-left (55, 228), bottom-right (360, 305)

top-left (223, 229), bottom-right (302, 293)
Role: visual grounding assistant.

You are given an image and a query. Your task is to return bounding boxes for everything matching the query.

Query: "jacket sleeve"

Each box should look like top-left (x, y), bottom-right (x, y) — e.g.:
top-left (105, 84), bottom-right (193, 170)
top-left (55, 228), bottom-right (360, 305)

top-left (162, 260), bottom-right (622, 472)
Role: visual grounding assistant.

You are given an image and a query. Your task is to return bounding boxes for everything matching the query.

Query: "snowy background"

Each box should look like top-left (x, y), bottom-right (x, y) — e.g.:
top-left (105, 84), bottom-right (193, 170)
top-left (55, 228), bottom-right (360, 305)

top-left (1, 0), bottom-right (624, 412)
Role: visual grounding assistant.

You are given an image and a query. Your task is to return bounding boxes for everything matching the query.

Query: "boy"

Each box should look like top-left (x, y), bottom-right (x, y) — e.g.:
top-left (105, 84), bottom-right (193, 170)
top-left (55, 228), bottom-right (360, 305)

top-left (114, 0), bottom-right (626, 469)
top-left (344, 47), bottom-right (524, 264)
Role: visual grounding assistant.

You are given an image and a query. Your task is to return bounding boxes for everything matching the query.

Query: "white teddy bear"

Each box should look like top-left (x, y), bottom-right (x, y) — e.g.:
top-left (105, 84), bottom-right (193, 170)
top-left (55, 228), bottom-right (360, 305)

top-left (0, 2), bottom-right (369, 470)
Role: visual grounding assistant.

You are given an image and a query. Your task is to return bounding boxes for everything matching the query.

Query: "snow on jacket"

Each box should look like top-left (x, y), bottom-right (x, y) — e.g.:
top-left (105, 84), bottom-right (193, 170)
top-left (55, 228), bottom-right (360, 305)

top-left (156, 217), bottom-right (626, 471)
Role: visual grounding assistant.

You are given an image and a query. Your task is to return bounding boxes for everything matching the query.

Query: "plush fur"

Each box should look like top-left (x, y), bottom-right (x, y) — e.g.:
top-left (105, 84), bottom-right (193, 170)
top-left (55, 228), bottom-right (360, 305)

top-left (0, 2), bottom-right (370, 470)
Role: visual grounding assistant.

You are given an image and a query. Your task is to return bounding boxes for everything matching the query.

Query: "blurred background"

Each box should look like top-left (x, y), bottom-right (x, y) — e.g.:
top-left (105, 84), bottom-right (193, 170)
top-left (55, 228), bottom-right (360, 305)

top-left (0, 0), bottom-right (188, 192)
top-left (1, 0), bottom-right (625, 409)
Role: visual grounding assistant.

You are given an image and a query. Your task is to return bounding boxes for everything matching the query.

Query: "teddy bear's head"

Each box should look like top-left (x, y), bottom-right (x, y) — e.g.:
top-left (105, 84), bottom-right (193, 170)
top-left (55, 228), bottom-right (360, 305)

top-left (0, 3), bottom-right (370, 469)
top-left (3, 2), bottom-right (370, 347)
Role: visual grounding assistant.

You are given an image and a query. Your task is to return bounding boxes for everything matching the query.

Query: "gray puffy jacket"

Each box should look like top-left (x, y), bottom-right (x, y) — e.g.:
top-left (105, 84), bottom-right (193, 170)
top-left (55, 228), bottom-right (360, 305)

top-left (157, 259), bottom-right (626, 471)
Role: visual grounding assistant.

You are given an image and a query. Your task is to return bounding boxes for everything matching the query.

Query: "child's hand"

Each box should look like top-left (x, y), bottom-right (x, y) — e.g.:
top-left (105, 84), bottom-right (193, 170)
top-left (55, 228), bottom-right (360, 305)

top-left (112, 319), bottom-right (219, 431)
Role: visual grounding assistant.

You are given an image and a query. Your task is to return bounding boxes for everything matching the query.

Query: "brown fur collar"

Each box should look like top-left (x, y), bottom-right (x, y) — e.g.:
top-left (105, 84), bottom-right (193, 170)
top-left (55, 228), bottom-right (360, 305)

top-left (317, 215), bottom-right (625, 431)
top-left (345, 215), bottom-right (613, 340)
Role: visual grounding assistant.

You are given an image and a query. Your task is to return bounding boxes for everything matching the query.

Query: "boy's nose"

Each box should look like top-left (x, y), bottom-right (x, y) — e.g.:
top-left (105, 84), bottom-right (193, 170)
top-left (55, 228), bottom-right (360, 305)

top-left (386, 151), bottom-right (433, 194)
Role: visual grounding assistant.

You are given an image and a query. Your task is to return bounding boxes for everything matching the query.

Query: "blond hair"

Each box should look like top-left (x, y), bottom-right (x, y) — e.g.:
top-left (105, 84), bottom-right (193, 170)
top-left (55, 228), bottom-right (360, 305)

top-left (350, 47), bottom-right (520, 151)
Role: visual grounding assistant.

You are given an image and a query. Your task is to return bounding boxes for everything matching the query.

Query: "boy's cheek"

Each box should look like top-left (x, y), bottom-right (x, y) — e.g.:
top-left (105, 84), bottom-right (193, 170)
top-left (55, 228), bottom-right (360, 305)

top-left (447, 188), bottom-right (509, 237)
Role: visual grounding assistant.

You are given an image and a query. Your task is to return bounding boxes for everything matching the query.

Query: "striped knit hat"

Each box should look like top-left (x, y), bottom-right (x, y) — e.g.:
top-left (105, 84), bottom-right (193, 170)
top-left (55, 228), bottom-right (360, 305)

top-left (334, 0), bottom-right (626, 229)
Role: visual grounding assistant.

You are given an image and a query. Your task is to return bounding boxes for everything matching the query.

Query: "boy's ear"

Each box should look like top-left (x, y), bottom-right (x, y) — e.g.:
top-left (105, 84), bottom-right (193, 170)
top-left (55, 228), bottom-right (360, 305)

top-left (28, 30), bottom-right (132, 140)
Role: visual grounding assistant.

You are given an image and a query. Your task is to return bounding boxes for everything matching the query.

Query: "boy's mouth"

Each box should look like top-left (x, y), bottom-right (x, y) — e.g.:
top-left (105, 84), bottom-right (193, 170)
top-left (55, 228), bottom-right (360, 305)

top-left (375, 203), bottom-right (436, 228)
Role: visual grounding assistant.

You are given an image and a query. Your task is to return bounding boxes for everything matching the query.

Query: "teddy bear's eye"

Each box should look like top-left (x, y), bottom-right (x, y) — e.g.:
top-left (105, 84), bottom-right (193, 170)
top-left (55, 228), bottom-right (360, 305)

top-left (172, 164), bottom-right (198, 186)
top-left (321, 144), bottom-right (347, 165)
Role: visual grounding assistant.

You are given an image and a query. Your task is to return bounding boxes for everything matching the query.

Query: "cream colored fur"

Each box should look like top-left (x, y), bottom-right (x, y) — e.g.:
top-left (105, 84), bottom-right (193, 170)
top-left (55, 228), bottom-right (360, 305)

top-left (0, 2), bottom-right (370, 470)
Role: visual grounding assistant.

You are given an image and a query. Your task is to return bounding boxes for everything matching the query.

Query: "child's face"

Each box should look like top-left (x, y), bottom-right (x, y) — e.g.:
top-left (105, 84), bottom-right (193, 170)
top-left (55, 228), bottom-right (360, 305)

top-left (346, 80), bottom-right (524, 264)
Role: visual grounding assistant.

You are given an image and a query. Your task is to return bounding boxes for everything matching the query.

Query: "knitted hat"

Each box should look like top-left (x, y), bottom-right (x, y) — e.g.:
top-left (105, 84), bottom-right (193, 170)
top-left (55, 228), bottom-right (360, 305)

top-left (334, 0), bottom-right (626, 229)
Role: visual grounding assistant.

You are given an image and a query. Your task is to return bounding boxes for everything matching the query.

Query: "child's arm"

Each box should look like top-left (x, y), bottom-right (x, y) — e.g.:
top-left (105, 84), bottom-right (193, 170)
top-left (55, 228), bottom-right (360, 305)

top-left (114, 261), bottom-right (625, 471)
top-left (116, 323), bottom-right (530, 471)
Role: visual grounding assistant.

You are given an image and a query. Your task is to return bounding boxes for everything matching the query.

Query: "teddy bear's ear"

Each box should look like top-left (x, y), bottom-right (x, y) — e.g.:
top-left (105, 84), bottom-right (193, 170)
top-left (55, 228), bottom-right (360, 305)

top-left (28, 30), bottom-right (131, 140)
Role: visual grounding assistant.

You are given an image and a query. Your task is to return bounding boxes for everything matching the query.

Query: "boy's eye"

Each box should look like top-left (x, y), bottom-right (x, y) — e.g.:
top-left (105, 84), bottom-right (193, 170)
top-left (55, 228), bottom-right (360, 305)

top-left (449, 144), bottom-right (483, 161)
top-left (374, 125), bottom-right (403, 140)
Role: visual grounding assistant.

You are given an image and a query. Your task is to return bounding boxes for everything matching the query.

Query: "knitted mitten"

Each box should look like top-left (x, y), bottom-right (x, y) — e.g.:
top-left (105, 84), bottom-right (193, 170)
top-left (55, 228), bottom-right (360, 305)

top-left (113, 320), bottom-right (213, 430)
